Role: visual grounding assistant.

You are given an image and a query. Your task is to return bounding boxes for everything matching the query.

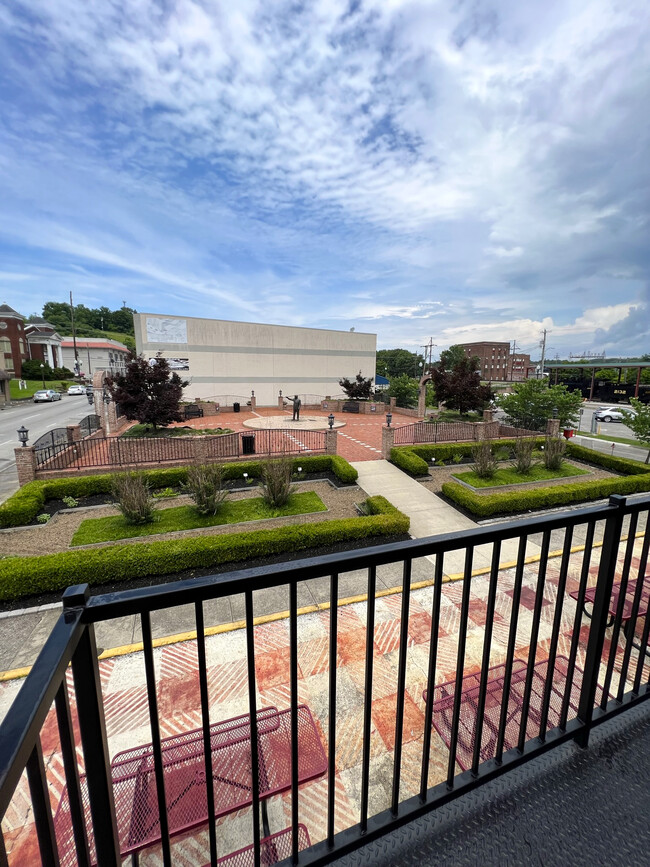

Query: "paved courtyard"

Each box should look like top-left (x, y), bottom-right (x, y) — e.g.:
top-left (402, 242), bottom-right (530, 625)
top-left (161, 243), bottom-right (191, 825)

top-left (1, 534), bottom-right (648, 865)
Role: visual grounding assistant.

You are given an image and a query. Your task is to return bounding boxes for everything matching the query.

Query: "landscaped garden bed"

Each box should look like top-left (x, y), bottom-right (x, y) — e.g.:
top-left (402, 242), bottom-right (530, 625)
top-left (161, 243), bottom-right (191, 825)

top-left (451, 463), bottom-right (588, 489)
top-left (120, 423), bottom-right (234, 438)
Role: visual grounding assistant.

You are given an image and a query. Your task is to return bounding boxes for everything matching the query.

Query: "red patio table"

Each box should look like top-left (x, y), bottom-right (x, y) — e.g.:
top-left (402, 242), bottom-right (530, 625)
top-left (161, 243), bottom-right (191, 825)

top-left (54, 705), bottom-right (326, 866)
top-left (205, 824), bottom-right (311, 867)
top-left (424, 656), bottom-right (606, 772)
top-left (570, 576), bottom-right (649, 637)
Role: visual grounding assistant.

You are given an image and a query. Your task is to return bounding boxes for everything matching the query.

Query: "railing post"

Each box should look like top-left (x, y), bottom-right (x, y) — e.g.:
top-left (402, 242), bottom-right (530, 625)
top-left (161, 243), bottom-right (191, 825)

top-left (575, 495), bottom-right (627, 747)
top-left (325, 429), bottom-right (337, 455)
top-left (381, 425), bottom-right (395, 459)
top-left (63, 585), bottom-right (121, 867)
top-left (14, 445), bottom-right (37, 485)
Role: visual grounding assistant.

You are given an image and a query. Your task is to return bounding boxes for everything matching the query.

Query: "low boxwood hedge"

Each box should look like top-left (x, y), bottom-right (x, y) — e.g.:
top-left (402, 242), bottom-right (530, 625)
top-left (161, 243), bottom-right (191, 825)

top-left (0, 455), bottom-right (359, 529)
top-left (390, 439), bottom-right (546, 477)
top-left (566, 443), bottom-right (650, 475)
top-left (0, 495), bottom-right (408, 602)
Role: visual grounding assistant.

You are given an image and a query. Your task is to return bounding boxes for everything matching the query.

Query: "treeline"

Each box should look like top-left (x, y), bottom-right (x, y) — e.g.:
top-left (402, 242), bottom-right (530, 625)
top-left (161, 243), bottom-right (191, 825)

top-left (27, 302), bottom-right (136, 350)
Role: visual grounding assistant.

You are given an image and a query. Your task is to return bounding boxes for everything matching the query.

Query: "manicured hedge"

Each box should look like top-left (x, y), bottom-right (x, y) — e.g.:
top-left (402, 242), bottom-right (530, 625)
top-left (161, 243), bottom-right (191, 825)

top-left (0, 496), bottom-right (409, 602)
top-left (566, 443), bottom-right (650, 475)
top-left (390, 439), bottom-right (546, 477)
top-left (0, 455), bottom-right (359, 529)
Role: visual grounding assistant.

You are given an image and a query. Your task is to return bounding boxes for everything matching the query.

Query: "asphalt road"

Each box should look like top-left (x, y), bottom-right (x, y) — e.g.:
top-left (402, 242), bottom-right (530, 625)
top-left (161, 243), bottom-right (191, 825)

top-left (0, 395), bottom-right (93, 502)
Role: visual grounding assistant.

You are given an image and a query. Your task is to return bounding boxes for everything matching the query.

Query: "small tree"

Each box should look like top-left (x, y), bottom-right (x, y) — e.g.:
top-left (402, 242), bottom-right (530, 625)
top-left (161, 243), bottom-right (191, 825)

top-left (622, 399), bottom-right (650, 463)
top-left (106, 353), bottom-right (188, 429)
top-left (339, 370), bottom-right (373, 400)
top-left (388, 374), bottom-right (419, 408)
top-left (430, 356), bottom-right (493, 415)
top-left (498, 379), bottom-right (583, 431)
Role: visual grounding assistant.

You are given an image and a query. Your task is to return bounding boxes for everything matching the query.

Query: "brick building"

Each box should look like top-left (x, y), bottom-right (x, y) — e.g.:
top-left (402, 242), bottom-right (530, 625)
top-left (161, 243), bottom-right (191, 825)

top-left (0, 303), bottom-right (28, 378)
top-left (459, 341), bottom-right (532, 382)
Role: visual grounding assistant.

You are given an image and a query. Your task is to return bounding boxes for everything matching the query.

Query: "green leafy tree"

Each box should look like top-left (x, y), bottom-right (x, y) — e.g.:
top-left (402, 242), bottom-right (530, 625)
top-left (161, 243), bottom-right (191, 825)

top-left (376, 349), bottom-right (424, 379)
top-left (622, 399), bottom-right (650, 463)
top-left (387, 374), bottom-right (419, 408)
top-left (339, 371), bottom-right (373, 400)
top-left (430, 356), bottom-right (493, 415)
top-left (498, 379), bottom-right (583, 431)
top-left (439, 344), bottom-right (473, 371)
top-left (106, 353), bottom-right (188, 428)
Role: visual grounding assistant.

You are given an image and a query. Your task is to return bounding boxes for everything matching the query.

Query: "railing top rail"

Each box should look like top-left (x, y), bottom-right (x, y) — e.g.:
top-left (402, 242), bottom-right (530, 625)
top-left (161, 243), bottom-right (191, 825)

top-left (0, 608), bottom-right (85, 818)
top-left (82, 494), bottom-right (650, 621)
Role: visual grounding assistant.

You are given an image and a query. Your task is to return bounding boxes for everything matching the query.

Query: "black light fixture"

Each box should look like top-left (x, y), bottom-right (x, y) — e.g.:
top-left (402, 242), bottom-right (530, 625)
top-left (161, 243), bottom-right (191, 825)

top-left (552, 406), bottom-right (558, 418)
top-left (17, 426), bottom-right (29, 447)
top-left (386, 411), bottom-right (392, 427)
top-left (86, 390), bottom-right (94, 406)
top-left (328, 413), bottom-right (335, 429)
top-left (103, 385), bottom-right (112, 404)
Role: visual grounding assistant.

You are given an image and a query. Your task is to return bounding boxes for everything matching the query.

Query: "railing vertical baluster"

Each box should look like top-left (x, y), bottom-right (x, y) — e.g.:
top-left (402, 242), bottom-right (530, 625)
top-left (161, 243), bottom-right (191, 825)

top-left (538, 526), bottom-right (574, 739)
top-left (517, 530), bottom-right (551, 753)
top-left (420, 552), bottom-right (444, 797)
top-left (64, 587), bottom-right (121, 867)
top-left (561, 522), bottom-right (595, 728)
top-left (54, 680), bottom-right (91, 867)
top-left (496, 535), bottom-right (527, 763)
top-left (360, 565), bottom-right (376, 831)
top-left (244, 590), bottom-right (261, 867)
top-left (141, 611), bottom-right (172, 867)
top-left (577, 496), bottom-right (627, 748)
top-left (26, 738), bottom-right (60, 867)
top-left (618, 517), bottom-right (650, 700)
top-left (391, 558), bottom-right (412, 814)
top-left (447, 547), bottom-right (474, 786)
top-left (327, 572), bottom-right (339, 847)
top-left (471, 541), bottom-right (501, 774)
top-left (195, 601), bottom-right (218, 867)
top-left (289, 581), bottom-right (299, 863)
top-left (601, 511), bottom-right (638, 706)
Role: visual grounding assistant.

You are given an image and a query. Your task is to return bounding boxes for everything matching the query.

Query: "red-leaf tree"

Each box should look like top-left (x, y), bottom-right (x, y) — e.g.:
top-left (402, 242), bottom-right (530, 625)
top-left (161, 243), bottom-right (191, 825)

top-left (338, 370), bottom-right (373, 400)
top-left (106, 353), bottom-right (189, 429)
top-left (430, 356), bottom-right (493, 415)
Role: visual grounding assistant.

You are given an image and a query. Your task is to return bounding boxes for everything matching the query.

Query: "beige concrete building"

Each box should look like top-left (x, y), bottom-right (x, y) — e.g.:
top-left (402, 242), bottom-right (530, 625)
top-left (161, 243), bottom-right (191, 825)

top-left (133, 313), bottom-right (376, 405)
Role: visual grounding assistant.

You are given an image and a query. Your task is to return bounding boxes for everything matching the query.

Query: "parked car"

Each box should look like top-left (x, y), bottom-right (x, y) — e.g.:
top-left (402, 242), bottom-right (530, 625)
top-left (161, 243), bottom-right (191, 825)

top-left (593, 406), bottom-right (636, 423)
top-left (33, 389), bottom-right (62, 402)
top-left (67, 384), bottom-right (87, 395)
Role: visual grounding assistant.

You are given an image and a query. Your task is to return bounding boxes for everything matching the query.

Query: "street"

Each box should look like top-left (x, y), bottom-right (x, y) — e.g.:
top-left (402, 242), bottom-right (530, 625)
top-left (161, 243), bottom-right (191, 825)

top-left (0, 396), bottom-right (94, 502)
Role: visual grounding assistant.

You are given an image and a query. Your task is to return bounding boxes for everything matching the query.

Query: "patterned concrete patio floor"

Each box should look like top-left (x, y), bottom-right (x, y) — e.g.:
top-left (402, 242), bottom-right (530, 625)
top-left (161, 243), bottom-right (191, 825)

top-left (1, 536), bottom-right (648, 865)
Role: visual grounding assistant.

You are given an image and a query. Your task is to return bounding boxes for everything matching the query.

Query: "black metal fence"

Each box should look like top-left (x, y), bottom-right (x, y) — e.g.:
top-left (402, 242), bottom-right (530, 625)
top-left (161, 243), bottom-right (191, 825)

top-left (78, 415), bottom-right (101, 439)
top-left (1, 494), bottom-right (648, 865)
top-left (33, 428), bottom-right (70, 467)
top-left (394, 421), bottom-right (478, 444)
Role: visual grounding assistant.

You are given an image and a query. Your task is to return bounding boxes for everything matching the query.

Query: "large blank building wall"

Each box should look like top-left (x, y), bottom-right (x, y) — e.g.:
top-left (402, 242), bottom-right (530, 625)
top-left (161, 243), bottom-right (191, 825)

top-left (134, 314), bottom-right (376, 405)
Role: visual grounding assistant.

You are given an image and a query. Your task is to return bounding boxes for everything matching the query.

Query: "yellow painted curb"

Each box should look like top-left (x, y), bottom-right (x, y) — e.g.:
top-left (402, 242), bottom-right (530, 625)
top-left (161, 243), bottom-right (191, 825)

top-left (0, 530), bottom-right (645, 683)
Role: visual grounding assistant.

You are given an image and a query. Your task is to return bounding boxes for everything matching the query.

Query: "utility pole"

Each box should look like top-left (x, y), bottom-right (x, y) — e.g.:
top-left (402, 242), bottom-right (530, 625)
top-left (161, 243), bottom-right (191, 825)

top-left (421, 338), bottom-right (436, 372)
top-left (70, 291), bottom-right (79, 376)
top-left (509, 339), bottom-right (519, 381)
top-left (539, 328), bottom-right (548, 380)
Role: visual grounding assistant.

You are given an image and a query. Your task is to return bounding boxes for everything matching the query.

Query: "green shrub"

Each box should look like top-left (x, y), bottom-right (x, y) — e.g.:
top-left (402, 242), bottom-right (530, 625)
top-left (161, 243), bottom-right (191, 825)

top-left (442, 472), bottom-right (650, 518)
top-left (390, 447), bottom-right (429, 476)
top-left (152, 487), bottom-right (178, 499)
top-left (260, 456), bottom-right (294, 507)
top-left (512, 438), bottom-right (536, 475)
top-left (0, 497), bottom-right (409, 602)
top-left (542, 436), bottom-right (566, 471)
top-left (566, 443), bottom-right (650, 475)
top-left (452, 453), bottom-right (464, 464)
top-left (37, 513), bottom-right (50, 524)
top-left (0, 456), bottom-right (359, 529)
top-left (183, 464), bottom-right (228, 516)
top-left (471, 440), bottom-right (498, 479)
top-left (111, 472), bottom-right (155, 525)
top-left (62, 496), bottom-right (79, 508)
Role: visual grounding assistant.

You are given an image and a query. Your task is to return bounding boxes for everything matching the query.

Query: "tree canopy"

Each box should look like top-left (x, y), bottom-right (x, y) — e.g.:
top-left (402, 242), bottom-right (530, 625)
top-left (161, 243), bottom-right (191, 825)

top-left (622, 399), bottom-right (650, 463)
top-left (438, 344), bottom-right (473, 371)
top-left (387, 374), bottom-right (419, 408)
top-left (376, 349), bottom-right (424, 379)
top-left (25, 302), bottom-right (137, 350)
top-left (497, 379), bottom-right (583, 431)
top-left (430, 356), bottom-right (492, 415)
top-left (106, 353), bottom-right (188, 428)
top-left (338, 371), bottom-right (373, 400)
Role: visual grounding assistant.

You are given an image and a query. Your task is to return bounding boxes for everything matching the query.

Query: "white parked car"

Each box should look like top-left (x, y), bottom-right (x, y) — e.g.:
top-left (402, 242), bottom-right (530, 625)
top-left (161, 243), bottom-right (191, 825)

top-left (67, 384), bottom-right (87, 395)
top-left (593, 406), bottom-right (636, 423)
top-left (33, 389), bottom-right (62, 402)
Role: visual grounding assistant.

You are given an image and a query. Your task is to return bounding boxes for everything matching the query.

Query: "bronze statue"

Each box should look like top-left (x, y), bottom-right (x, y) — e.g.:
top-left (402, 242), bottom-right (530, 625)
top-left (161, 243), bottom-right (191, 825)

top-left (291, 394), bottom-right (301, 421)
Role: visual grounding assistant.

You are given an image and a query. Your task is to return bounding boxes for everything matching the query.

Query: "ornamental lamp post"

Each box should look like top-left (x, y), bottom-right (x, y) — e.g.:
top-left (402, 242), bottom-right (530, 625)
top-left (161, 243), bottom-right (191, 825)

top-left (386, 412), bottom-right (392, 427)
top-left (552, 406), bottom-right (558, 418)
top-left (86, 390), bottom-right (94, 406)
top-left (40, 363), bottom-right (45, 388)
top-left (328, 413), bottom-right (335, 429)
top-left (17, 426), bottom-right (29, 447)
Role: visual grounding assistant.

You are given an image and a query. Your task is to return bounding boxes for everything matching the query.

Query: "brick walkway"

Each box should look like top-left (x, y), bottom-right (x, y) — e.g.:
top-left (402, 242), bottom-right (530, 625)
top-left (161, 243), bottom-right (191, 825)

top-left (1, 538), bottom-right (648, 865)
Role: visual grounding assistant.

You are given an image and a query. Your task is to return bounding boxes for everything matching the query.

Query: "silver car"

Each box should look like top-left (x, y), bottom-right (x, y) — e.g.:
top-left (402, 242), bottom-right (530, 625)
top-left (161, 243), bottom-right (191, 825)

top-left (33, 389), bottom-right (62, 402)
top-left (593, 406), bottom-right (636, 423)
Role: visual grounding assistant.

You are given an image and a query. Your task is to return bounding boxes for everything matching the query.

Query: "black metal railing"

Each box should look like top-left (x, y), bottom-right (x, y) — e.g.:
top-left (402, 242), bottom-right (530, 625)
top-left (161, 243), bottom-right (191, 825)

top-left (78, 414), bottom-right (101, 439)
top-left (394, 420), bottom-right (477, 444)
top-left (33, 428), bottom-right (69, 467)
top-left (1, 494), bottom-right (648, 866)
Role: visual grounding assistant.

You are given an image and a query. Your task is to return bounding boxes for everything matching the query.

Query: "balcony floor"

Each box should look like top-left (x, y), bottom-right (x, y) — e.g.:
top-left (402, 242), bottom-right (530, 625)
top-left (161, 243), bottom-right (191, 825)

top-left (331, 698), bottom-right (650, 867)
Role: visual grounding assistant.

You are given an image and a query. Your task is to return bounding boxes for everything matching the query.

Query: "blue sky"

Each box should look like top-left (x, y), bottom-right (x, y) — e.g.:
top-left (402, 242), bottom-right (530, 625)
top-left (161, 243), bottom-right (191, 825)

top-left (1, 0), bottom-right (649, 357)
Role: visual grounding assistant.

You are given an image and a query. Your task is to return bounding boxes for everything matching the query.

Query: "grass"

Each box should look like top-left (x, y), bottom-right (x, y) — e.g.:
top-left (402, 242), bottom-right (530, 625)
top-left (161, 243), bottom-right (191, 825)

top-left (71, 491), bottom-right (327, 544)
top-left (121, 424), bottom-right (234, 437)
top-left (575, 431), bottom-right (645, 448)
top-left (9, 379), bottom-right (69, 400)
top-left (452, 462), bottom-right (589, 489)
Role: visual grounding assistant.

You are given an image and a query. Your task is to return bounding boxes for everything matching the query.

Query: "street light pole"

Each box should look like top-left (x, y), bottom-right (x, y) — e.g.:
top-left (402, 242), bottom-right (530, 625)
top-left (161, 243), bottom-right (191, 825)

top-left (40, 363), bottom-right (45, 388)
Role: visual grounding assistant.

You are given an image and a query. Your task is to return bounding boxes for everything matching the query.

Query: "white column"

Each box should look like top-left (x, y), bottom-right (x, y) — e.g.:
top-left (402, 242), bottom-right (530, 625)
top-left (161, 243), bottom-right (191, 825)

top-left (46, 342), bottom-right (55, 368)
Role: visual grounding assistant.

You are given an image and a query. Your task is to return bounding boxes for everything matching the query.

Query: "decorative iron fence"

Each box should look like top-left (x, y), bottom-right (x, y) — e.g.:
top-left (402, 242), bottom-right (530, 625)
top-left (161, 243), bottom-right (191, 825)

top-left (33, 428), bottom-right (70, 467)
top-left (394, 421), bottom-right (478, 445)
top-left (0, 495), bottom-right (648, 865)
top-left (78, 415), bottom-right (101, 439)
top-left (35, 429), bottom-right (327, 472)
top-left (498, 423), bottom-right (539, 438)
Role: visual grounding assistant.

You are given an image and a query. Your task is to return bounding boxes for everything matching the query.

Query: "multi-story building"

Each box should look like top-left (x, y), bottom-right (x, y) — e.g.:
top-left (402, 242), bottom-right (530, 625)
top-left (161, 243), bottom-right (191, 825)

top-left (508, 352), bottom-right (532, 381)
top-left (459, 341), bottom-right (532, 381)
top-left (0, 303), bottom-right (29, 378)
top-left (60, 337), bottom-right (130, 378)
top-left (24, 318), bottom-right (63, 369)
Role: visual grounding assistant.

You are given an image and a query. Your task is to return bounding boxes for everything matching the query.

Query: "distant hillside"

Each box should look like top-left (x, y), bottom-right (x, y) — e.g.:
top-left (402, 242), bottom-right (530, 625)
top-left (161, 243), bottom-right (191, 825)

top-left (25, 302), bottom-right (136, 352)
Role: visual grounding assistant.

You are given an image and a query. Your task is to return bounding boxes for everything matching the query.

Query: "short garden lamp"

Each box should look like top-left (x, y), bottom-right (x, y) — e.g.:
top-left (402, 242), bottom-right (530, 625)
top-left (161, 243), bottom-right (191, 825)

top-left (17, 425), bottom-right (29, 447)
top-left (552, 406), bottom-right (558, 418)
top-left (386, 411), bottom-right (392, 427)
top-left (328, 413), bottom-right (335, 429)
